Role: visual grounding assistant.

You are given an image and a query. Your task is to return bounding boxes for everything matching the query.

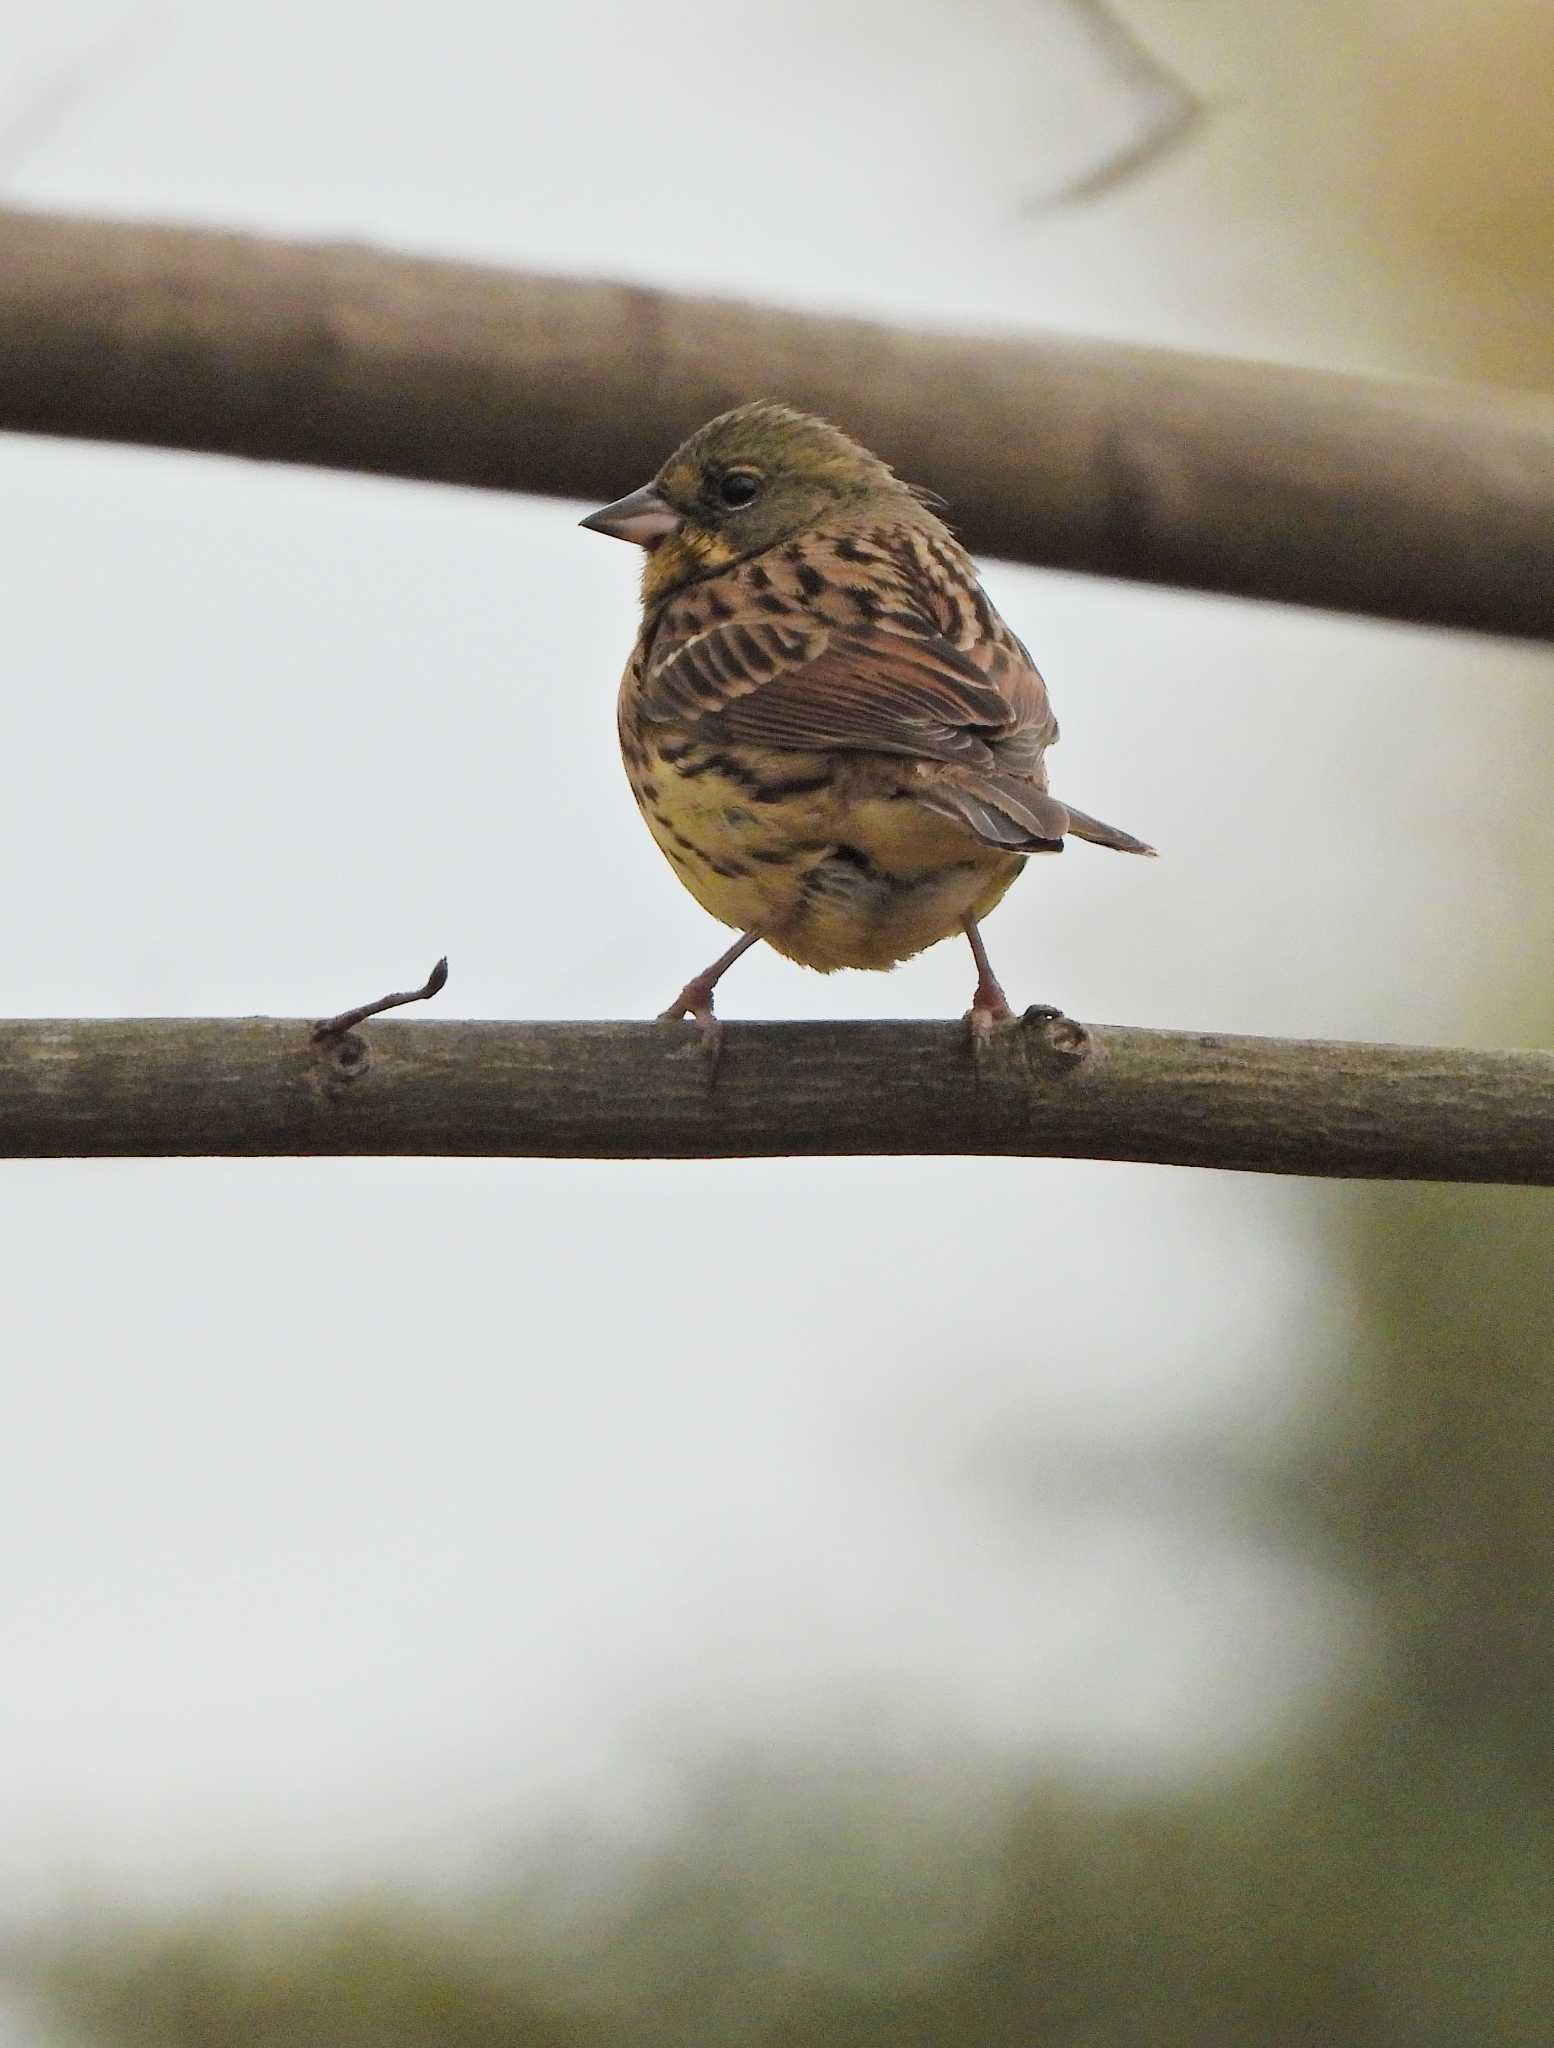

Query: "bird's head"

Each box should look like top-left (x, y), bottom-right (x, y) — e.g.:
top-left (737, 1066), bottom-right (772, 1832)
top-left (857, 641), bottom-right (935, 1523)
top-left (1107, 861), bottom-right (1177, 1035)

top-left (581, 402), bottom-right (922, 605)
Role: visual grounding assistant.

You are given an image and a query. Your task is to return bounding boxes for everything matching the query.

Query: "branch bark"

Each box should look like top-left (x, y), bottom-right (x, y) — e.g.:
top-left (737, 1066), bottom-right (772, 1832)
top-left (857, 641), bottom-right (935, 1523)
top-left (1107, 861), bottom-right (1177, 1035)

top-left (5, 206), bottom-right (1554, 638)
top-left (3, 1015), bottom-right (1552, 1182)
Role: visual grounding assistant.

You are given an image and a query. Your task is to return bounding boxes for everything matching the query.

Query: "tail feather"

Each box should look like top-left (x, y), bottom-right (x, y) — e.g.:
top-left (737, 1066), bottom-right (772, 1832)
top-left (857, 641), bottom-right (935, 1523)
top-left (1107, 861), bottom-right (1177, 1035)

top-left (1061, 803), bottom-right (1157, 857)
top-left (917, 772), bottom-right (1067, 853)
top-left (919, 770), bottom-right (1155, 858)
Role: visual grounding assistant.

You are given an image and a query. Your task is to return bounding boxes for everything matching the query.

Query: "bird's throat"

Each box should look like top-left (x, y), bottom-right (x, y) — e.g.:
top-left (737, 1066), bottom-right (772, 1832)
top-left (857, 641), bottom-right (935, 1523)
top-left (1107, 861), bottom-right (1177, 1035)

top-left (640, 524), bottom-right (740, 608)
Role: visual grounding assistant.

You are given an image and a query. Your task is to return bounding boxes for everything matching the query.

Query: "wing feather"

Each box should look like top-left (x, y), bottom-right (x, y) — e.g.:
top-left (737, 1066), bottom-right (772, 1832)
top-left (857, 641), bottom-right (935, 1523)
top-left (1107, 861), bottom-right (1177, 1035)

top-left (633, 520), bottom-right (1074, 849)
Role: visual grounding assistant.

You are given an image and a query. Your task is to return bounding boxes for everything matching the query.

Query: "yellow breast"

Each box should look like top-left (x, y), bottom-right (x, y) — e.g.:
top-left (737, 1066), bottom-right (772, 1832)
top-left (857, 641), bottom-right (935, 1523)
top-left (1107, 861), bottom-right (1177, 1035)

top-left (630, 738), bottom-right (1023, 973)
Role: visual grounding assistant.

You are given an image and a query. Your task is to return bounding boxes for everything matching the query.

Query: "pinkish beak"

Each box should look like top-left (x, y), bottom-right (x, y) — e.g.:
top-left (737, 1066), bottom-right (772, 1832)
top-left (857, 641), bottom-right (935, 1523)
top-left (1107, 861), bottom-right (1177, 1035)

top-left (579, 483), bottom-right (682, 548)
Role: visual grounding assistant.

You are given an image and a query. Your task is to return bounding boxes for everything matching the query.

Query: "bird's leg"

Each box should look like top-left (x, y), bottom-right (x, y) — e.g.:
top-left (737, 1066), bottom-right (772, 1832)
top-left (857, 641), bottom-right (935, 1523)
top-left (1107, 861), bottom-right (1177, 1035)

top-left (961, 916), bottom-right (1013, 1045)
top-left (659, 928), bottom-right (765, 1056)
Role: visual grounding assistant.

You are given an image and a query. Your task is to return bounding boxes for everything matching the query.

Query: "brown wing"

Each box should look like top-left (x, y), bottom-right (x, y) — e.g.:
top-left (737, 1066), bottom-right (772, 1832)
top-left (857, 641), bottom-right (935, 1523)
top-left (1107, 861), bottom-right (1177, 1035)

top-left (634, 521), bottom-right (1072, 848)
top-left (640, 616), bottom-right (1017, 769)
top-left (622, 515), bottom-right (1154, 857)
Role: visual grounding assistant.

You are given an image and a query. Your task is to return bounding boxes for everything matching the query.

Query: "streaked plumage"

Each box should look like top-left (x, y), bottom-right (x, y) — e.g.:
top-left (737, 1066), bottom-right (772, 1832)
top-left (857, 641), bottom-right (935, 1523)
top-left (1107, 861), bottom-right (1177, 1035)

top-left (583, 403), bottom-right (1152, 1041)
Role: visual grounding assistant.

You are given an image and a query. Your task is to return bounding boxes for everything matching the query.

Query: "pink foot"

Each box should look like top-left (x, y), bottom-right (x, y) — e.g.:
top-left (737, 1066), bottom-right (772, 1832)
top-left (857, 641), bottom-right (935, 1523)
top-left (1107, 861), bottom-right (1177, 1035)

top-left (659, 982), bottom-right (724, 1062)
top-left (964, 977), bottom-right (1013, 1047)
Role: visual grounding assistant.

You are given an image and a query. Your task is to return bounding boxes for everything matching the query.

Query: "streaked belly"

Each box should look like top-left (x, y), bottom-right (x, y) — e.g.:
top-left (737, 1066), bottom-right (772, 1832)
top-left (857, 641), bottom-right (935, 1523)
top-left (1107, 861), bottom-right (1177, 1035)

top-left (631, 743), bottom-right (1025, 971)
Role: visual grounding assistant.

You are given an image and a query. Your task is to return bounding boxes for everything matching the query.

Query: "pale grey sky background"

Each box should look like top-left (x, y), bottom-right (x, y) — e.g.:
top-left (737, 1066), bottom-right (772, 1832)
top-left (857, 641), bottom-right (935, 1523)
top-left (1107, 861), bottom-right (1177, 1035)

top-left (2, 0), bottom-right (1545, 1922)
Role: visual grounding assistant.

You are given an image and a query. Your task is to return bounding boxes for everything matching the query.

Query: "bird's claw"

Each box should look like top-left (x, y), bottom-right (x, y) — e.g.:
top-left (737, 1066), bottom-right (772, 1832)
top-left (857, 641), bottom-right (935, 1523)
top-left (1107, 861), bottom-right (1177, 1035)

top-left (658, 986), bottom-right (725, 1074)
top-left (965, 979), bottom-right (1014, 1051)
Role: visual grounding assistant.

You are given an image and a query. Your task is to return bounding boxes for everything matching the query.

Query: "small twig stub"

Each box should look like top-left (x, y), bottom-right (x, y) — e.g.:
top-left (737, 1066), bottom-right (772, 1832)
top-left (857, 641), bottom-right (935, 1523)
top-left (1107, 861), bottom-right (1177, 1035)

top-left (311, 956), bottom-right (449, 1042)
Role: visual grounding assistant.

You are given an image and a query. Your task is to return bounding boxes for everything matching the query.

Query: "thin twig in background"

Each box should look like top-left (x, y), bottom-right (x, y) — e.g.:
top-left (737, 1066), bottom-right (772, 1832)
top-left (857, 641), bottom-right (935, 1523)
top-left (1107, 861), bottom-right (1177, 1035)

top-left (0, 0), bottom-right (184, 180)
top-left (1032, 0), bottom-right (1211, 206)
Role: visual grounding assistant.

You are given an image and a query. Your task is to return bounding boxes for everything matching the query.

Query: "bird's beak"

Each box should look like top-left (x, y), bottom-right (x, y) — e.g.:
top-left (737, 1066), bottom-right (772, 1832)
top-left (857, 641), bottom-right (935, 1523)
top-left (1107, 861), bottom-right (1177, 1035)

top-left (579, 483), bottom-right (682, 548)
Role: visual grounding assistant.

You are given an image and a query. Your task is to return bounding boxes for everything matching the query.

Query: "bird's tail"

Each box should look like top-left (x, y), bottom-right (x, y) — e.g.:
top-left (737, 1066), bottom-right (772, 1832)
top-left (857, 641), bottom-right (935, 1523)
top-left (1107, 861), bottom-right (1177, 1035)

top-left (919, 771), bottom-right (1156, 857)
top-left (1061, 802), bottom-right (1157, 857)
top-left (916, 773), bottom-right (1067, 853)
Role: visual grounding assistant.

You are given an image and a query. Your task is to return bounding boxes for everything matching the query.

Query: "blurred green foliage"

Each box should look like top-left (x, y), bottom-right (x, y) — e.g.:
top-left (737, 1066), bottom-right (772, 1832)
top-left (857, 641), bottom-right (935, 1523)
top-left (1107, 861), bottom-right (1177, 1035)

top-left (27, 1434), bottom-right (1554, 2048)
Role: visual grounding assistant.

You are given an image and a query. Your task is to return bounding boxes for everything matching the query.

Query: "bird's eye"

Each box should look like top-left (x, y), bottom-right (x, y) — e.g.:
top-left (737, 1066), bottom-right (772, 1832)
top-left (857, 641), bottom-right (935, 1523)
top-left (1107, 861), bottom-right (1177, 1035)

top-left (718, 470), bottom-right (762, 509)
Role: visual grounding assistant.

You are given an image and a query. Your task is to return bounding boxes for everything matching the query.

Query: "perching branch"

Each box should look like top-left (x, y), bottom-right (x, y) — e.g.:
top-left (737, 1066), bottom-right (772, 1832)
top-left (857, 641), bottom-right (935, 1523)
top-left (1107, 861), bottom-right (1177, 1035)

top-left (2, 1013), bottom-right (1551, 1182)
top-left (4, 207), bottom-right (1554, 639)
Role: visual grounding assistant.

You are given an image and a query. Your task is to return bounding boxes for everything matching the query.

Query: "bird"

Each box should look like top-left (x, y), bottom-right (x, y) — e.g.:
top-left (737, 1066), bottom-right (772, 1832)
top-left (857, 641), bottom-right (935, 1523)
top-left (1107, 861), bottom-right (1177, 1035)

top-left (581, 402), bottom-right (1153, 1048)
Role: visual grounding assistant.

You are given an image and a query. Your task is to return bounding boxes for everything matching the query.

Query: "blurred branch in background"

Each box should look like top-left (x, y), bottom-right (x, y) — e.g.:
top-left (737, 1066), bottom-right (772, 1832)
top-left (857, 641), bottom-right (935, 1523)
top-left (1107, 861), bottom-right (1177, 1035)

top-left (4, 206), bottom-right (1554, 638)
top-left (1, 1015), bottom-right (1551, 1180)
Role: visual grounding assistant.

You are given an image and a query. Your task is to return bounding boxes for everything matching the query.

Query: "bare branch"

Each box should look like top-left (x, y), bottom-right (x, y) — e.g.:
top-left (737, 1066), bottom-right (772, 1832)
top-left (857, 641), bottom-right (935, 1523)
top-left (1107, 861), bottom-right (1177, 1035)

top-left (2, 208), bottom-right (1554, 638)
top-left (0, 1014), bottom-right (1550, 1182)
